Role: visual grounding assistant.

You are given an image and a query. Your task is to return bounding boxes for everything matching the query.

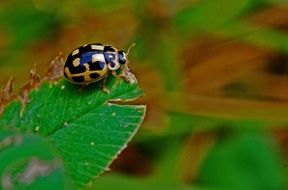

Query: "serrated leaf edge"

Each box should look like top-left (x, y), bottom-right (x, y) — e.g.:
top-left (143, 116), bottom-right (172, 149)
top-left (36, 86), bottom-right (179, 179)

top-left (84, 104), bottom-right (146, 188)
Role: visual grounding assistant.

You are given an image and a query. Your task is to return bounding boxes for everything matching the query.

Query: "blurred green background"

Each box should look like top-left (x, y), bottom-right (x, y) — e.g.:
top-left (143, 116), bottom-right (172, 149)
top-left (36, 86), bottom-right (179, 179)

top-left (1, 0), bottom-right (288, 189)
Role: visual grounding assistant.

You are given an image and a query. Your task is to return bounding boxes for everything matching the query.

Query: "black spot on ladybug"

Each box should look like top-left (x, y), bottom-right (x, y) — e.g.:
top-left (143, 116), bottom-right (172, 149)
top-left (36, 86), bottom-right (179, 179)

top-left (81, 46), bottom-right (90, 52)
top-left (90, 73), bottom-right (100, 79)
top-left (118, 51), bottom-right (126, 64)
top-left (67, 63), bottom-right (86, 74)
top-left (72, 76), bottom-right (85, 83)
top-left (89, 61), bottom-right (105, 71)
top-left (104, 46), bottom-right (116, 52)
top-left (110, 62), bottom-right (115, 67)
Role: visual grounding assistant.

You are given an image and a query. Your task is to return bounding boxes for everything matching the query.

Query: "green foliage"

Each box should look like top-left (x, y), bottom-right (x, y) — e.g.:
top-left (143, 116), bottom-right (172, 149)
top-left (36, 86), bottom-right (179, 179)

top-left (0, 78), bottom-right (146, 189)
top-left (198, 134), bottom-right (284, 190)
top-left (173, 0), bottom-right (288, 53)
top-left (0, 1), bottom-right (58, 50)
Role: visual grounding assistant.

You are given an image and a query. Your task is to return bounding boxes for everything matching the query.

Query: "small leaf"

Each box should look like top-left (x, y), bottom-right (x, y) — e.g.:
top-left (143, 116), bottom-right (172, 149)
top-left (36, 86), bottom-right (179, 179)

top-left (0, 130), bottom-right (70, 190)
top-left (0, 73), bottom-right (146, 187)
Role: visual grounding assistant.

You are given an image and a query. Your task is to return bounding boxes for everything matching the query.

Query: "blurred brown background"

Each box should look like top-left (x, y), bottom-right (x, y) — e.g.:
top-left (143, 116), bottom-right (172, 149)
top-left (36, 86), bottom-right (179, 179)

top-left (0, 0), bottom-right (287, 189)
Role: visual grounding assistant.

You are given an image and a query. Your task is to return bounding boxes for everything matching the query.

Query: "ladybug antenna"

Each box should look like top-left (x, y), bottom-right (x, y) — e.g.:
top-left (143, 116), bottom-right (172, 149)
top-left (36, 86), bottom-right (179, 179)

top-left (127, 43), bottom-right (136, 56)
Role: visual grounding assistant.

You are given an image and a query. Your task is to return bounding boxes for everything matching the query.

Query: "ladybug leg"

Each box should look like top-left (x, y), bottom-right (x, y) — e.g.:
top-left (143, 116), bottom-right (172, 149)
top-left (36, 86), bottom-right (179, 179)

top-left (102, 75), bottom-right (109, 93)
top-left (111, 67), bottom-right (137, 83)
top-left (111, 70), bottom-right (118, 77)
top-left (118, 66), bottom-right (137, 84)
top-left (111, 70), bottom-right (125, 80)
top-left (78, 83), bottom-right (88, 92)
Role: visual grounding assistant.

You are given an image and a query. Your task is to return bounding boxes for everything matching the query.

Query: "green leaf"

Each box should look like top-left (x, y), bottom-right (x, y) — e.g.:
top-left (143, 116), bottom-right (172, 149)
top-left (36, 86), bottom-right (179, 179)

top-left (0, 77), bottom-right (146, 188)
top-left (0, 130), bottom-right (70, 190)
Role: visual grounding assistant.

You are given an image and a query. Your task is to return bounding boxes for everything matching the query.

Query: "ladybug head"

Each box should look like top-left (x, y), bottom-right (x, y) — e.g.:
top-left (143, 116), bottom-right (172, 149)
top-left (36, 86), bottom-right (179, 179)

top-left (117, 51), bottom-right (127, 65)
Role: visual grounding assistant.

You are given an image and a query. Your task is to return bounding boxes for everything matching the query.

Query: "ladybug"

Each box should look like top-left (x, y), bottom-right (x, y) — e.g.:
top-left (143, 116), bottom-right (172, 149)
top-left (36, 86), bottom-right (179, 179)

top-left (63, 43), bottom-right (135, 91)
